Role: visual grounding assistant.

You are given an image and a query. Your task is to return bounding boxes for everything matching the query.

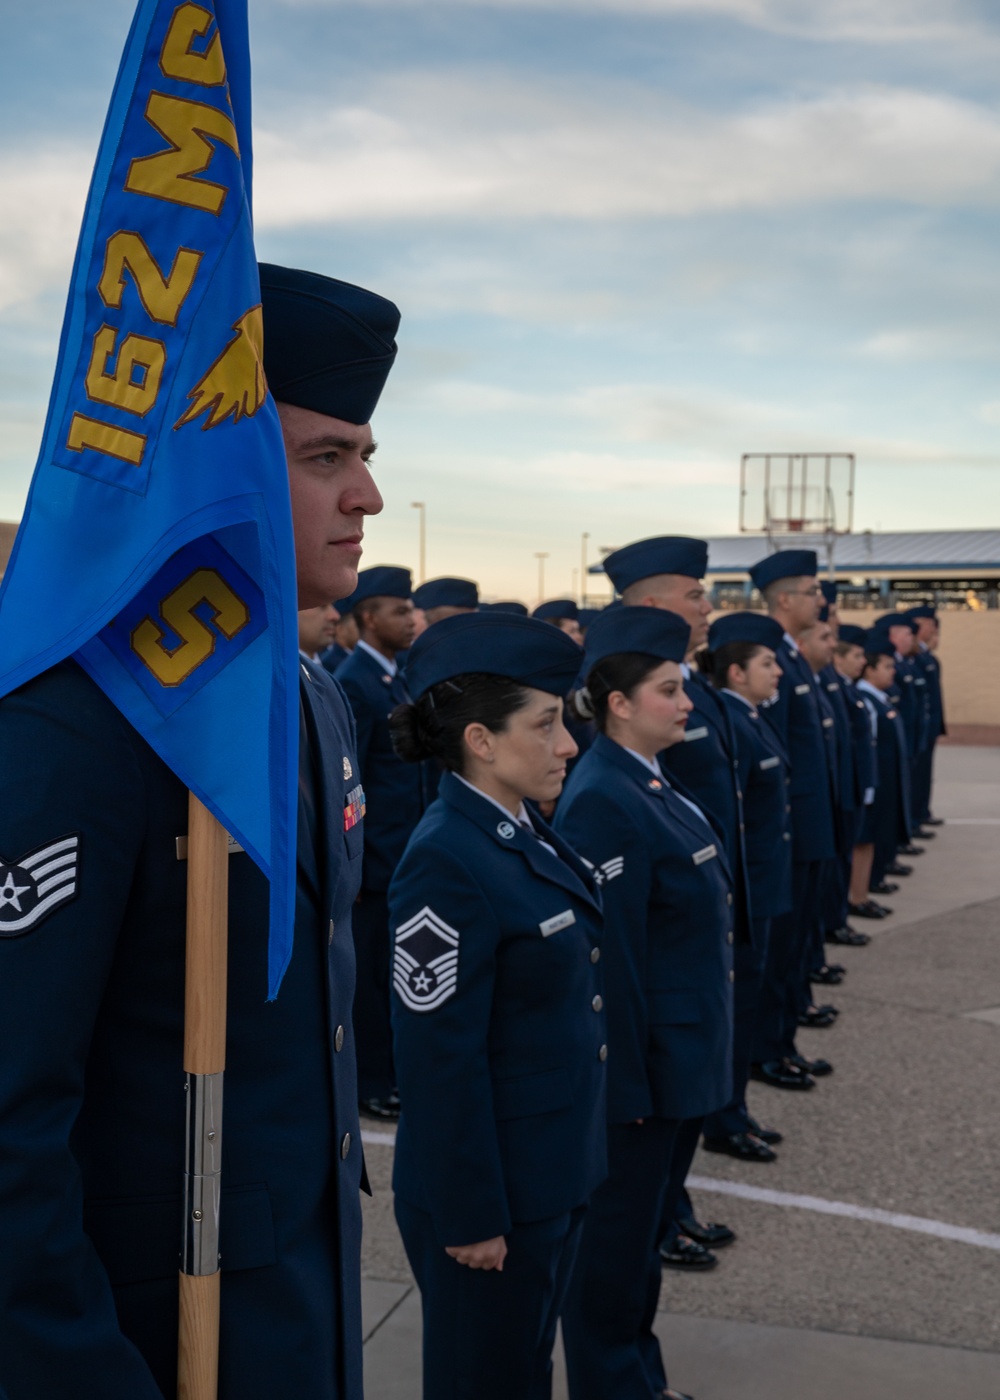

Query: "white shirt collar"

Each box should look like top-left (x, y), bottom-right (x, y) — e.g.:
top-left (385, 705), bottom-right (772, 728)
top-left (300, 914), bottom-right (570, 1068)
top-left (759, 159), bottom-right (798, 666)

top-left (299, 648), bottom-right (320, 663)
top-left (356, 638), bottom-right (398, 676)
top-left (857, 678), bottom-right (888, 703)
top-left (782, 630), bottom-right (799, 656)
top-left (454, 774), bottom-right (529, 825)
top-left (680, 661), bottom-right (691, 680)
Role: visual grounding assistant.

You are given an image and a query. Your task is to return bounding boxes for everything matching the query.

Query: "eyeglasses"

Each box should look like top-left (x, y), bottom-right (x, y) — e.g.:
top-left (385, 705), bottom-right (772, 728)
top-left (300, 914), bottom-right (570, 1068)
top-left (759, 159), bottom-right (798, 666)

top-left (792, 586), bottom-right (822, 598)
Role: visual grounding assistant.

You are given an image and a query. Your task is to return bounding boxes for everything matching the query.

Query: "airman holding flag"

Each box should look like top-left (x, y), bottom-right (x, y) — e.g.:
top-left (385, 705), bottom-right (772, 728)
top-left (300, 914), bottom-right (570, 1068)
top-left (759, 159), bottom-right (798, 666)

top-left (0, 2), bottom-right (399, 1396)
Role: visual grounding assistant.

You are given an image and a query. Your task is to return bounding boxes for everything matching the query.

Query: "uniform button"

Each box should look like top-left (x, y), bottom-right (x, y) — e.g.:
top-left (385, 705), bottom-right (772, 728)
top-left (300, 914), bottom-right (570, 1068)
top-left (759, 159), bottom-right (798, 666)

top-left (739, 823), bottom-right (745, 832)
top-left (598, 1044), bottom-right (608, 1062)
top-left (729, 969), bottom-right (735, 983)
top-left (590, 946), bottom-right (601, 964)
top-left (329, 919), bottom-right (335, 943)
top-left (727, 931), bottom-right (734, 945)
top-left (783, 832), bottom-right (791, 841)
top-left (335, 1025), bottom-right (345, 1052)
top-left (592, 995), bottom-right (604, 1012)
top-left (340, 1132), bottom-right (351, 1160)
top-left (786, 805), bottom-right (791, 814)
top-left (736, 789), bottom-right (743, 801)
top-left (726, 893), bottom-right (733, 906)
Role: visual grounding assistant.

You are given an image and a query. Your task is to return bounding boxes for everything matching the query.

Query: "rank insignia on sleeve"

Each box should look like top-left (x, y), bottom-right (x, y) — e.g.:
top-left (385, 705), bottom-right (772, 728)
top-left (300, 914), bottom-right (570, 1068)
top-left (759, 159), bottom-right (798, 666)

top-left (344, 785), bottom-right (366, 832)
top-left (393, 906), bottom-right (460, 1012)
top-left (0, 833), bottom-right (81, 938)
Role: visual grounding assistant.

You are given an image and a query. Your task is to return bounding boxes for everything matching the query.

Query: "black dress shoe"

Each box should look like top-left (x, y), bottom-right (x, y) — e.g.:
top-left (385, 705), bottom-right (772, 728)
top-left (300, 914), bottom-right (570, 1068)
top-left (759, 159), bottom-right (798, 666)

top-left (675, 1214), bottom-right (737, 1248)
top-left (660, 1236), bottom-right (717, 1270)
top-left (897, 844), bottom-right (924, 857)
top-left (359, 1093), bottom-right (401, 1121)
top-left (814, 1002), bottom-right (839, 1016)
top-left (789, 1052), bottom-right (833, 1077)
top-left (663, 1389), bottom-right (694, 1400)
top-left (869, 880), bottom-right (899, 895)
top-left (810, 964), bottom-right (844, 985)
top-left (703, 1130), bottom-right (777, 1163)
top-left (849, 899), bottom-right (891, 919)
top-left (924, 816), bottom-right (944, 826)
top-left (884, 863), bottom-right (911, 877)
top-left (914, 827), bottom-right (936, 839)
top-left (826, 926), bottom-right (870, 946)
top-left (799, 1006), bottom-right (837, 1028)
top-left (746, 1115), bottom-right (783, 1145)
top-left (750, 1059), bottom-right (815, 1090)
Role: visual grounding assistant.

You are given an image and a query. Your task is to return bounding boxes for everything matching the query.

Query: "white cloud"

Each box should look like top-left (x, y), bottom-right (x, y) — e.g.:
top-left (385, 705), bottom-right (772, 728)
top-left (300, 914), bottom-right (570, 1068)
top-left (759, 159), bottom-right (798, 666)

top-left (0, 151), bottom-right (90, 316)
top-left (253, 80), bottom-right (1000, 228)
top-left (278, 0), bottom-right (992, 47)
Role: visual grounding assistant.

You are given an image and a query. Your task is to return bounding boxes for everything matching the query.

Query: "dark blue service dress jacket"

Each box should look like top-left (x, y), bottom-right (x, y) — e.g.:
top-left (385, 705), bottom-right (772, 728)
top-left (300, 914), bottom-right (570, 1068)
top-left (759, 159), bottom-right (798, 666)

top-left (858, 683), bottom-right (913, 851)
top-left (842, 675), bottom-right (878, 801)
top-left (320, 641), bottom-right (353, 676)
top-left (336, 644), bottom-right (426, 893)
top-left (659, 668), bottom-right (753, 943)
top-left (820, 665), bottom-right (859, 814)
top-left (762, 636), bottom-right (837, 864)
top-left (0, 659), bottom-right (367, 1400)
top-left (719, 691), bottom-right (792, 921)
top-left (555, 734), bottom-right (735, 1126)
top-left (915, 645), bottom-right (946, 740)
top-left (389, 772), bottom-right (607, 1246)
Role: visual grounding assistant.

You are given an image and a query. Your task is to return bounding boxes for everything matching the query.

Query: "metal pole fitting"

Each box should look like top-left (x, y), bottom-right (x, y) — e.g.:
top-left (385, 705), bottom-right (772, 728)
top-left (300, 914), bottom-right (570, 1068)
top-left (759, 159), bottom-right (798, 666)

top-left (181, 1070), bottom-right (224, 1276)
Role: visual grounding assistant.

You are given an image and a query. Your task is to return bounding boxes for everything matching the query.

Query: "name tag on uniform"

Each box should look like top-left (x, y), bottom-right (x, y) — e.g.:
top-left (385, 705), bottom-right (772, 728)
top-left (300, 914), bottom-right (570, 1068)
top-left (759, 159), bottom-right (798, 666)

top-left (903, 674), bottom-right (913, 683)
top-left (759, 756), bottom-right (780, 770)
top-left (826, 682), bottom-right (840, 692)
top-left (795, 683), bottom-right (811, 695)
top-left (915, 678), bottom-right (926, 686)
top-left (540, 910), bottom-right (576, 937)
top-left (692, 844), bottom-right (718, 866)
top-left (683, 726), bottom-right (709, 742)
top-left (822, 717), bottom-right (834, 728)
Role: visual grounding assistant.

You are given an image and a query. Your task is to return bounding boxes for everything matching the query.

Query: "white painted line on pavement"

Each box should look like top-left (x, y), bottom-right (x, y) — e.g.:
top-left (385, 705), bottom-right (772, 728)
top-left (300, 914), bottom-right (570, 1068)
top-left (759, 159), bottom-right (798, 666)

top-left (362, 1129), bottom-right (397, 1146)
top-left (938, 818), bottom-right (1000, 825)
top-left (687, 1175), bottom-right (1000, 1251)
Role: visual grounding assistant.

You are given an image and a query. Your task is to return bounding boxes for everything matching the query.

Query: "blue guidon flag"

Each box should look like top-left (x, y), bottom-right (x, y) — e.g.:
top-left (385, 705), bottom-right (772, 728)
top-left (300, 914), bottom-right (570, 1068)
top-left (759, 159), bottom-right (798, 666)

top-left (0, 0), bottom-right (299, 998)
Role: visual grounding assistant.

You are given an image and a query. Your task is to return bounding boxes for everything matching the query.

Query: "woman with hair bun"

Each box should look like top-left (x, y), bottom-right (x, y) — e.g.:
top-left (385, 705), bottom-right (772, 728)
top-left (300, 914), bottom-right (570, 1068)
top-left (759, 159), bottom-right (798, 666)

top-left (554, 606), bottom-right (735, 1400)
top-left (387, 612), bottom-right (607, 1400)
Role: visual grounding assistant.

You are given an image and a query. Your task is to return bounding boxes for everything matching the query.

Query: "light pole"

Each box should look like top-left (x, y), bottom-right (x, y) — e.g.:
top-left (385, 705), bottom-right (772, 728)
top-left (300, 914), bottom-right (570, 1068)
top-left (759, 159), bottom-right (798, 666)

top-left (580, 532), bottom-right (590, 606)
top-left (410, 501), bottom-right (426, 583)
top-left (534, 552), bottom-right (549, 603)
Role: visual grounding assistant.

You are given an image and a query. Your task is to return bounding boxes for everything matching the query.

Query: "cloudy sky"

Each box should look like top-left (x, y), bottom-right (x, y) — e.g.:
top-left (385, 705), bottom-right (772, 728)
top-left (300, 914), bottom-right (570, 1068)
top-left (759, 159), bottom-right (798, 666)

top-left (1, 0), bottom-right (999, 600)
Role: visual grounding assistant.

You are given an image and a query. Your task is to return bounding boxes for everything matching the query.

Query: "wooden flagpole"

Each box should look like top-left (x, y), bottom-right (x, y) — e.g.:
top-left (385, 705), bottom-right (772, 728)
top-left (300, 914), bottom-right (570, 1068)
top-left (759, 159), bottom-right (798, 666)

top-left (178, 793), bottom-right (230, 1399)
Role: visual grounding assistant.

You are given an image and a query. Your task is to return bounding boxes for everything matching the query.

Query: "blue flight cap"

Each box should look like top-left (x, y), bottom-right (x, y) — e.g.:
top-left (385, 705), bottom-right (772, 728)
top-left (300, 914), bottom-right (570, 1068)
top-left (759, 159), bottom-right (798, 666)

top-left (486, 601), bottom-right (529, 616)
top-left (584, 606), bottom-right (690, 669)
top-left (748, 550), bottom-right (818, 592)
top-left (838, 624), bottom-right (867, 646)
top-left (533, 599), bottom-right (579, 621)
top-left (578, 608), bottom-right (603, 630)
top-left (412, 577), bottom-right (479, 611)
top-left (338, 565), bottom-right (411, 610)
top-left (821, 580), bottom-right (839, 606)
top-left (402, 613), bottom-right (583, 700)
top-left (259, 263), bottom-right (399, 425)
top-left (873, 611), bottom-right (917, 633)
top-left (864, 629), bottom-right (896, 658)
top-left (707, 612), bottom-right (784, 653)
top-left (603, 536), bottom-right (709, 593)
top-left (904, 604), bottom-right (937, 621)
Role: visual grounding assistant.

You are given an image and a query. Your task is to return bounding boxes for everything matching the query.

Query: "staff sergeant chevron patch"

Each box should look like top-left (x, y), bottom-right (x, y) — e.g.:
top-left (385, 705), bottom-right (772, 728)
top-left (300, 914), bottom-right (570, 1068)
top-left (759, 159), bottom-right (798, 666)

top-left (393, 905), bottom-right (460, 1012)
top-left (0, 834), bottom-right (81, 937)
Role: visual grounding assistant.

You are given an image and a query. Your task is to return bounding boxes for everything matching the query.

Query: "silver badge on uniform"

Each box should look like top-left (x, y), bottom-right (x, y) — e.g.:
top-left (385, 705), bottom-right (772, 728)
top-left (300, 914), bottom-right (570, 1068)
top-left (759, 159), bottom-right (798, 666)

top-left (683, 726), bottom-right (709, 743)
top-left (759, 756), bottom-right (780, 770)
top-left (692, 843), bottom-right (718, 866)
top-left (794, 683), bottom-right (811, 695)
top-left (0, 833), bottom-right (80, 938)
top-left (343, 756), bottom-right (353, 780)
top-left (540, 910), bottom-right (576, 937)
top-left (393, 906), bottom-right (460, 1012)
top-left (497, 821), bottom-right (516, 839)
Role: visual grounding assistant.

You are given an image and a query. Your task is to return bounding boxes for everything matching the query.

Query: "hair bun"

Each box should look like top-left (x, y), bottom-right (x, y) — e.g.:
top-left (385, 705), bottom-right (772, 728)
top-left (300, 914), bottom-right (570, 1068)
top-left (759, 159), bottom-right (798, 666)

top-left (389, 702), bottom-right (436, 763)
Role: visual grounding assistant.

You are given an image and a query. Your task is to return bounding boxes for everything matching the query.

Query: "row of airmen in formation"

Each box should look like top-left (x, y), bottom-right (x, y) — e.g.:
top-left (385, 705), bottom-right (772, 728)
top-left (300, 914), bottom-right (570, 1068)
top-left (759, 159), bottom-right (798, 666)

top-left (0, 263), bottom-right (946, 1400)
top-left (301, 537), bottom-right (946, 1399)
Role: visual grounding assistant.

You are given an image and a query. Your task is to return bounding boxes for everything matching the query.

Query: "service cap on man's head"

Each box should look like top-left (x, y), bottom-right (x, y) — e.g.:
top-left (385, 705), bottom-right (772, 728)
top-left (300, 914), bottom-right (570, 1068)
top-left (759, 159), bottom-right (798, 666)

top-left (412, 577), bottom-right (479, 612)
top-left (533, 599), bottom-right (579, 622)
top-left (838, 624), bottom-right (867, 647)
top-left (338, 565), bottom-right (411, 609)
top-left (874, 611), bottom-right (917, 633)
top-left (708, 612), bottom-right (784, 653)
top-left (904, 604), bottom-right (938, 621)
top-left (485, 600), bottom-right (529, 616)
top-left (259, 263), bottom-right (399, 424)
top-left (749, 549), bottom-right (818, 592)
top-left (584, 606), bottom-right (690, 669)
top-left (578, 608), bottom-right (603, 630)
top-left (603, 536), bottom-right (709, 594)
top-left (864, 630), bottom-right (896, 658)
top-left (403, 613), bottom-right (583, 700)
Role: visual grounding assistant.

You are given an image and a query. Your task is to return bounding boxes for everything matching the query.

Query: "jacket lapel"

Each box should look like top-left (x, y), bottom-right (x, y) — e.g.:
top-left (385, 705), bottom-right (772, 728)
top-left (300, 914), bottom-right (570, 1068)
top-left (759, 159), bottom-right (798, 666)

top-left (299, 659), bottom-right (350, 911)
top-left (438, 772), bottom-right (600, 912)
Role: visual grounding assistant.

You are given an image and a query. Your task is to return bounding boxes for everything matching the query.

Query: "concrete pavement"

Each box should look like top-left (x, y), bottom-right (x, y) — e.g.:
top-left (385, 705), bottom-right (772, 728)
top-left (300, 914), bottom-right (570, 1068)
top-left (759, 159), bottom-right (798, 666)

top-left (359, 745), bottom-right (1000, 1396)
